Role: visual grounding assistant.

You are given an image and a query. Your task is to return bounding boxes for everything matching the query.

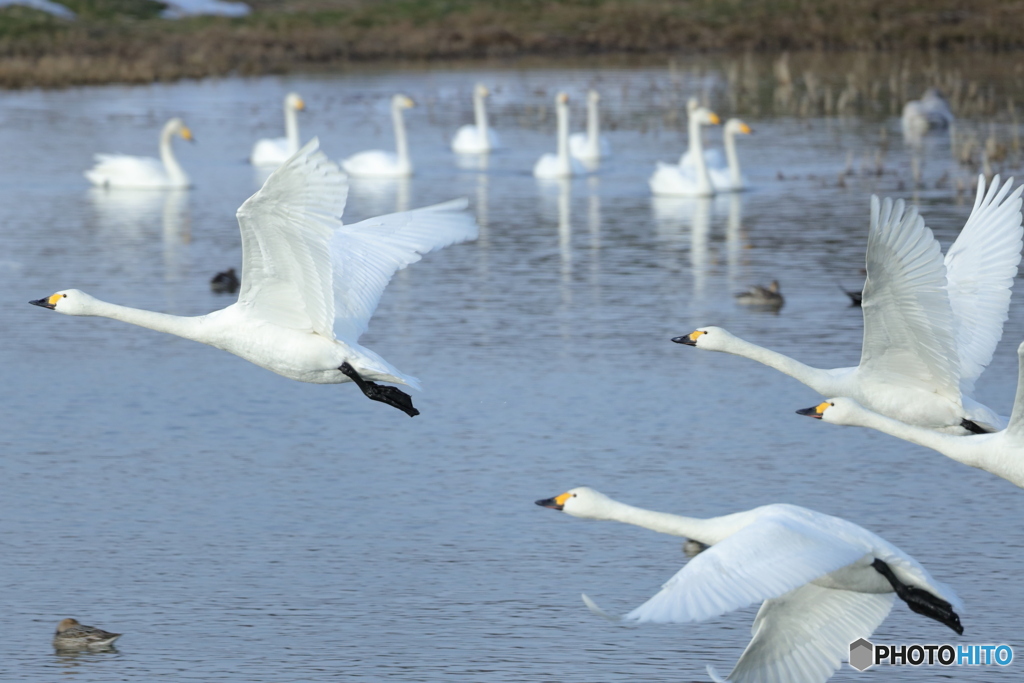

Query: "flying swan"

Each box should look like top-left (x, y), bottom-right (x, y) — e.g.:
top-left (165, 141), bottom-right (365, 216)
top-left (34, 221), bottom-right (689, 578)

top-left (674, 175), bottom-right (1024, 433)
top-left (537, 487), bottom-right (963, 683)
top-left (451, 84), bottom-right (500, 154)
top-left (85, 118), bottom-right (194, 189)
top-left (250, 92), bottom-right (306, 168)
top-left (798, 338), bottom-right (1024, 488)
top-left (33, 139), bottom-right (478, 417)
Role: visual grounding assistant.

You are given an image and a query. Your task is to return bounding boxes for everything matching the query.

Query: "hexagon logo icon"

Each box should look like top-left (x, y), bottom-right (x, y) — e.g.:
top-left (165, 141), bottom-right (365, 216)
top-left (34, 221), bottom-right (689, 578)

top-left (849, 638), bottom-right (874, 672)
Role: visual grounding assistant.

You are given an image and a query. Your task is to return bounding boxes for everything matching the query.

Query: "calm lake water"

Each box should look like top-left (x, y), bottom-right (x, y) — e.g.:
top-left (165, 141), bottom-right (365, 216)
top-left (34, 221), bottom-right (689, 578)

top-left (2, 65), bottom-right (1023, 681)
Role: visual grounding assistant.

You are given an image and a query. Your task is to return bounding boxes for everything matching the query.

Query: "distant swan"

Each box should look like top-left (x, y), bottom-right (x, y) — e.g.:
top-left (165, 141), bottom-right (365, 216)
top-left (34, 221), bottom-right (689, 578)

top-left (53, 618), bottom-right (121, 650)
top-left (902, 88), bottom-right (954, 141)
top-left (674, 176), bottom-right (1023, 434)
top-left (799, 339), bottom-right (1024, 489)
top-left (33, 140), bottom-right (478, 417)
top-left (85, 118), bottom-right (193, 189)
top-left (537, 487), bottom-right (963, 683)
top-left (569, 89), bottom-right (610, 161)
top-left (250, 92), bottom-right (306, 167)
top-left (342, 94), bottom-right (415, 178)
top-left (649, 107), bottom-right (720, 196)
top-left (533, 92), bottom-right (586, 179)
top-left (451, 84), bottom-right (500, 154)
top-left (682, 118), bottom-right (752, 192)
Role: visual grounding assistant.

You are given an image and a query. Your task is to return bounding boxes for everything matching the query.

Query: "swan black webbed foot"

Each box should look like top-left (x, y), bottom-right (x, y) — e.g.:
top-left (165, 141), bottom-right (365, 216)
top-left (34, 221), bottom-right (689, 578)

top-left (872, 558), bottom-right (963, 634)
top-left (339, 362), bottom-right (419, 417)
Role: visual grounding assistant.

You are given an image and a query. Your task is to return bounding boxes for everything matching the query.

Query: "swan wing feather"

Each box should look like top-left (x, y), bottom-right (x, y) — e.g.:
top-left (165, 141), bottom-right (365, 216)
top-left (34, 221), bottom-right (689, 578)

top-left (859, 196), bottom-right (961, 400)
top-left (943, 175), bottom-right (1024, 395)
top-left (235, 138), bottom-right (347, 339)
top-left (624, 510), bottom-right (867, 624)
top-left (330, 198), bottom-right (478, 342)
top-left (721, 585), bottom-right (894, 683)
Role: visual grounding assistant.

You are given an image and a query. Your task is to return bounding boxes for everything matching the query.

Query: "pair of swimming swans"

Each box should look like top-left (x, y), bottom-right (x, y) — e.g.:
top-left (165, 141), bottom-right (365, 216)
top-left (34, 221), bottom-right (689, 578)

top-left (35, 139), bottom-right (477, 417)
top-left (676, 175), bottom-right (1024, 434)
top-left (532, 90), bottom-right (611, 178)
top-left (538, 487), bottom-right (962, 683)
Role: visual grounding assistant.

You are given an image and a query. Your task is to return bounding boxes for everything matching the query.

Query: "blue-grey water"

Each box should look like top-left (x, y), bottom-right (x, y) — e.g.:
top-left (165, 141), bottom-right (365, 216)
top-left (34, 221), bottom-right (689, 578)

top-left (1, 67), bottom-right (1023, 681)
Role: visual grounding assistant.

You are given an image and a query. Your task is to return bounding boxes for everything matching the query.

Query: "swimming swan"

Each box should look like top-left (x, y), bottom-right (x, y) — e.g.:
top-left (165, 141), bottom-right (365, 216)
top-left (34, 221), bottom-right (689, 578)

top-left (533, 92), bottom-right (586, 179)
top-left (537, 487), bottom-right (963, 683)
top-left (250, 92), bottom-right (306, 167)
top-left (569, 89), bottom-right (610, 161)
top-left (342, 94), bottom-right (415, 178)
top-left (798, 339), bottom-right (1024, 488)
top-left (85, 118), bottom-right (193, 189)
top-left (649, 107), bottom-right (720, 196)
top-left (674, 175), bottom-right (1024, 433)
top-left (33, 139), bottom-right (478, 417)
top-left (53, 618), bottom-right (121, 650)
top-left (682, 118), bottom-right (752, 192)
top-left (451, 84), bottom-right (500, 154)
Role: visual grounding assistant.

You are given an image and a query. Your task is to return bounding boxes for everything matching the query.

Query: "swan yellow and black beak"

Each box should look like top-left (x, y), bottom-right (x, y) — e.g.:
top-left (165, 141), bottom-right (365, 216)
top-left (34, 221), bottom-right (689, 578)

top-left (796, 401), bottom-right (831, 419)
top-left (181, 126), bottom-right (195, 143)
top-left (739, 122), bottom-right (753, 134)
top-left (708, 112), bottom-right (721, 125)
top-left (535, 492), bottom-right (572, 511)
top-left (295, 97), bottom-right (306, 111)
top-left (672, 330), bottom-right (705, 346)
top-left (29, 293), bottom-right (61, 310)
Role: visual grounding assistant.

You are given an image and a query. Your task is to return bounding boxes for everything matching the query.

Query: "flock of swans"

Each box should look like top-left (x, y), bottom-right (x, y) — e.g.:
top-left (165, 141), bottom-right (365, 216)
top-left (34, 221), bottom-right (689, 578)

top-left (34, 82), bottom-right (1024, 681)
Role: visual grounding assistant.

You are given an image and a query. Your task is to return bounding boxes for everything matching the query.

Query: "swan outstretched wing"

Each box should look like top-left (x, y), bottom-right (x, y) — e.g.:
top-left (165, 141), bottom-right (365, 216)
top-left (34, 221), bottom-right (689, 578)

top-left (625, 511), bottom-right (866, 624)
top-left (235, 138), bottom-right (347, 339)
top-left (859, 196), bottom-right (961, 401)
top-left (330, 199), bottom-right (478, 342)
top-left (944, 175), bottom-right (1024, 395)
top-left (712, 584), bottom-right (894, 683)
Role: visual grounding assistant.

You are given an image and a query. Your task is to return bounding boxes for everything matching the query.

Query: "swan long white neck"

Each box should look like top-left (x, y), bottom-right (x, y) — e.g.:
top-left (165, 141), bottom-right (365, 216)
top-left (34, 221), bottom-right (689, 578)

top-left (724, 127), bottom-right (742, 187)
top-left (586, 96), bottom-right (600, 157)
top-left (473, 91), bottom-right (489, 142)
top-left (719, 334), bottom-right (842, 395)
top-left (83, 298), bottom-right (207, 342)
top-left (687, 114), bottom-right (712, 195)
top-left (393, 101), bottom-right (409, 166)
top-left (590, 498), bottom-right (755, 545)
top-left (556, 100), bottom-right (570, 170)
top-left (284, 100), bottom-right (300, 154)
top-left (159, 123), bottom-right (188, 187)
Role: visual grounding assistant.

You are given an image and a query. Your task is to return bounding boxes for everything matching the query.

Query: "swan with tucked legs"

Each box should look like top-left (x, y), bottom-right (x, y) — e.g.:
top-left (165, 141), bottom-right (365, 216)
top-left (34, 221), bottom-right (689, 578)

top-left (85, 118), bottom-right (193, 189)
top-left (343, 94), bottom-right (415, 178)
top-left (451, 84), bottom-right (500, 154)
top-left (674, 175), bottom-right (1024, 434)
top-left (33, 140), bottom-right (478, 416)
top-left (250, 92), bottom-right (306, 167)
top-left (798, 339), bottom-right (1024, 488)
top-left (537, 487), bottom-right (963, 683)
top-left (649, 107), bottom-right (721, 196)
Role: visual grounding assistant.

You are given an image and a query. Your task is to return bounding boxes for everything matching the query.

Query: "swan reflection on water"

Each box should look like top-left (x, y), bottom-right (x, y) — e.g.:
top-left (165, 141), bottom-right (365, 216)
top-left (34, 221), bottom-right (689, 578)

top-left (651, 195), bottom-right (711, 299)
top-left (347, 175), bottom-right (410, 217)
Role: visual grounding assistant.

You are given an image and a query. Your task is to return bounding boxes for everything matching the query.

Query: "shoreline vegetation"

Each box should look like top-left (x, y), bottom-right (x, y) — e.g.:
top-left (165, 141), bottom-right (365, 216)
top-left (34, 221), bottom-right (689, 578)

top-left (0, 0), bottom-right (1021, 89)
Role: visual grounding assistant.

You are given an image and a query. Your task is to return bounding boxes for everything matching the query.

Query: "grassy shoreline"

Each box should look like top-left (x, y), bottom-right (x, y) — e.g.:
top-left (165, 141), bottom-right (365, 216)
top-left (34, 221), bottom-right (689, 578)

top-left (0, 0), bottom-right (1021, 88)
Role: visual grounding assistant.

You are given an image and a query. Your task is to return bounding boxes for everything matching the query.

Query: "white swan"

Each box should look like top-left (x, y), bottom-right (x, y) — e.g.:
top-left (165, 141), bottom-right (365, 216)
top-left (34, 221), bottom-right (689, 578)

top-left (674, 175), bottom-right (1023, 433)
top-left (342, 94), bottom-right (415, 178)
top-left (533, 92), bottom-right (586, 179)
top-left (85, 118), bottom-right (193, 189)
top-left (799, 339), bottom-right (1024, 488)
top-left (250, 92), bottom-right (306, 168)
top-left (537, 487), bottom-right (963, 683)
top-left (33, 139), bottom-right (477, 417)
top-left (902, 88), bottom-right (954, 141)
top-left (682, 118), bottom-right (752, 192)
top-left (649, 107), bottom-right (720, 196)
top-left (451, 84), bottom-right (500, 154)
top-left (569, 89), bottom-right (610, 161)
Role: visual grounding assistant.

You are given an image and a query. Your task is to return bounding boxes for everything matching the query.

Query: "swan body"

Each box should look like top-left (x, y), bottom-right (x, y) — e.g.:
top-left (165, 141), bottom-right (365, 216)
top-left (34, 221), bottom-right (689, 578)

top-left (682, 118), bottom-right (752, 192)
top-left (85, 118), bottom-right (193, 189)
top-left (53, 618), bottom-right (121, 650)
top-left (343, 94), bottom-right (415, 178)
top-left (674, 175), bottom-right (1023, 433)
top-left (902, 88), bottom-right (954, 140)
top-left (250, 92), bottom-right (305, 167)
top-left (533, 92), bottom-right (586, 179)
top-left (33, 140), bottom-right (478, 416)
top-left (568, 89), bottom-right (610, 161)
top-left (649, 107), bottom-right (721, 196)
top-left (537, 487), bottom-right (962, 683)
top-left (451, 84), bottom-right (500, 154)
top-left (801, 340), bottom-right (1024, 488)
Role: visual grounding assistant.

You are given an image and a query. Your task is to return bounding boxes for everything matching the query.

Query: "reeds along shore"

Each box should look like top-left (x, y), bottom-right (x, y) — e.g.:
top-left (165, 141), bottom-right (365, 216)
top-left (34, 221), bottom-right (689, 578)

top-left (4, 0), bottom-right (1024, 88)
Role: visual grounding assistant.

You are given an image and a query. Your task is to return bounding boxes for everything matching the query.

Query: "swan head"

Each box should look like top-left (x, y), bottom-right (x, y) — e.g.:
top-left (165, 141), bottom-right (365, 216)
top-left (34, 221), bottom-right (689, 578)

top-left (725, 118), bottom-right (752, 135)
top-left (795, 397), bottom-right (864, 425)
top-left (165, 117), bottom-right (193, 142)
top-left (686, 97), bottom-right (699, 113)
top-left (556, 92), bottom-right (569, 106)
top-left (474, 84), bottom-right (490, 98)
top-left (29, 289), bottom-right (98, 316)
top-left (393, 94), bottom-right (415, 109)
top-left (535, 486), bottom-right (615, 519)
top-left (671, 325), bottom-right (734, 350)
top-left (588, 89), bottom-right (600, 103)
top-left (285, 92), bottom-right (306, 112)
top-left (693, 107), bottom-right (720, 126)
